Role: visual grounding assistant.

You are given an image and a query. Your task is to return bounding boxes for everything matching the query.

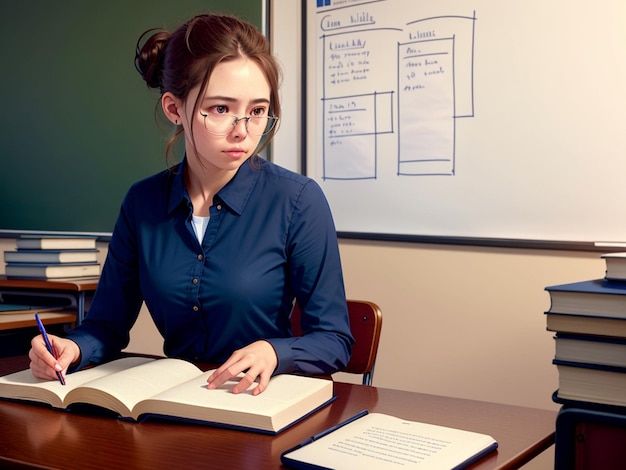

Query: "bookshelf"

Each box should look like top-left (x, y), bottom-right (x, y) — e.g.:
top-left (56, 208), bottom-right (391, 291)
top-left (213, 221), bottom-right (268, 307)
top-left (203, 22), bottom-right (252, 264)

top-left (0, 277), bottom-right (98, 324)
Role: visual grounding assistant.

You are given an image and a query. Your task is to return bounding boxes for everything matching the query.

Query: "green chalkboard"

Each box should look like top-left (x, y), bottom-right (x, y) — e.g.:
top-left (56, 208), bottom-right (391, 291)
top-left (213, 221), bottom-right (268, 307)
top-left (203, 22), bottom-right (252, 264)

top-left (0, 0), bottom-right (264, 236)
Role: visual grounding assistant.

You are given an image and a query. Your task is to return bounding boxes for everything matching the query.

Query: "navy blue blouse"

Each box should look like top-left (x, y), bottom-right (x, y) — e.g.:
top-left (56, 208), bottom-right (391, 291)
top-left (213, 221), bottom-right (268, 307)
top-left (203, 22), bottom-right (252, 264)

top-left (68, 157), bottom-right (353, 375)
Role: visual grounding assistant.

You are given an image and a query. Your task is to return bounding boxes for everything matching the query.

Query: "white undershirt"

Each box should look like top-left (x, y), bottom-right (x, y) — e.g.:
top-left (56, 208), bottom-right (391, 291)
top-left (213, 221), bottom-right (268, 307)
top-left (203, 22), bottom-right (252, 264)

top-left (191, 215), bottom-right (210, 242)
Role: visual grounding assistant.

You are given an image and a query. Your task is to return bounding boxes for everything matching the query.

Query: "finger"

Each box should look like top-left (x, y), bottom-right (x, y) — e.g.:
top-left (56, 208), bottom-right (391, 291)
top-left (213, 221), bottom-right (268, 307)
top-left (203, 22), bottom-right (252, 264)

top-left (252, 371), bottom-right (271, 396)
top-left (30, 336), bottom-right (65, 380)
top-left (207, 363), bottom-right (246, 390)
top-left (54, 340), bottom-right (76, 371)
top-left (207, 362), bottom-right (234, 384)
top-left (29, 355), bottom-right (59, 381)
top-left (207, 350), bottom-right (245, 383)
top-left (31, 334), bottom-right (49, 356)
top-left (231, 370), bottom-right (259, 394)
top-left (31, 335), bottom-right (60, 368)
top-left (206, 370), bottom-right (229, 389)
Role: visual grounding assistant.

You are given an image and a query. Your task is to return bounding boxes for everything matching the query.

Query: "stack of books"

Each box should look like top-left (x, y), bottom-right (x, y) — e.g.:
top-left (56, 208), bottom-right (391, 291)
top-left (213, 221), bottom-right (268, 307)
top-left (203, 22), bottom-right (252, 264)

top-left (545, 252), bottom-right (626, 409)
top-left (3, 235), bottom-right (100, 280)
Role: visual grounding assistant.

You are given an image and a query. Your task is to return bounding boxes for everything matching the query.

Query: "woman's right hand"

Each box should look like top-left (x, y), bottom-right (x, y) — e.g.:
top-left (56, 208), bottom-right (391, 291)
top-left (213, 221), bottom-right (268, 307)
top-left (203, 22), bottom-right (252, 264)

top-left (29, 334), bottom-right (81, 381)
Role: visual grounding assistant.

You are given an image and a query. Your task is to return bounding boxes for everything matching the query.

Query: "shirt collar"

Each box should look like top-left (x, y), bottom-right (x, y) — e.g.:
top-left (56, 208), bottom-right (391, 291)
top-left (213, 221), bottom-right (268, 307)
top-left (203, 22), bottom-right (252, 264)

top-left (167, 157), bottom-right (261, 217)
top-left (167, 160), bottom-right (189, 216)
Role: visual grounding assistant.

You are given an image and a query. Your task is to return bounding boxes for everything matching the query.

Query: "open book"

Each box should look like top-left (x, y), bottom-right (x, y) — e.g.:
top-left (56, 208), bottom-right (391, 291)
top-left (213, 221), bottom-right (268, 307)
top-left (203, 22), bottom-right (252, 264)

top-left (281, 412), bottom-right (498, 470)
top-left (0, 357), bottom-right (334, 434)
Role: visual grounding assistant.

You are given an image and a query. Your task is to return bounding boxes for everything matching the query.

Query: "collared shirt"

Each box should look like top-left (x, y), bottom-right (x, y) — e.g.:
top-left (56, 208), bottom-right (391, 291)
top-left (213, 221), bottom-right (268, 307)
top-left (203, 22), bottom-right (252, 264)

top-left (68, 157), bottom-right (353, 376)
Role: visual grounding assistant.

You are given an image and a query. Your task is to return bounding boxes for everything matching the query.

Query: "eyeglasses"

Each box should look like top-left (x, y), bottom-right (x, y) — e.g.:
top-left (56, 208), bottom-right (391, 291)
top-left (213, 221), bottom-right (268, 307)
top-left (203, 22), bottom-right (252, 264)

top-left (199, 111), bottom-right (278, 136)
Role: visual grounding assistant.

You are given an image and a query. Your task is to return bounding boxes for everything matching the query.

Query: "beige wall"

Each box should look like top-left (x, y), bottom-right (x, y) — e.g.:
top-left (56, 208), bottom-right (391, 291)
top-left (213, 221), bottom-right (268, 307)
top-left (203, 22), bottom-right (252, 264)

top-left (337, 240), bottom-right (603, 411)
top-left (1, 236), bottom-right (604, 411)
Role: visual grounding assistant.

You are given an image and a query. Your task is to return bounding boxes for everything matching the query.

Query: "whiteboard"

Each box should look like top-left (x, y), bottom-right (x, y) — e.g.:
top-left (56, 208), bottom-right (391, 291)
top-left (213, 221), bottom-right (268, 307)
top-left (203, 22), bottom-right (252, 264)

top-left (304, 0), bottom-right (626, 247)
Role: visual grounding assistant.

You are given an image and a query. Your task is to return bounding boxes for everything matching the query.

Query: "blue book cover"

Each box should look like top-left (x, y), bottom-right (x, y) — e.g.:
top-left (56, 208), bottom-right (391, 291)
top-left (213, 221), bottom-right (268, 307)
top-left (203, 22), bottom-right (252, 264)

top-left (545, 278), bottom-right (626, 296)
top-left (545, 279), bottom-right (626, 318)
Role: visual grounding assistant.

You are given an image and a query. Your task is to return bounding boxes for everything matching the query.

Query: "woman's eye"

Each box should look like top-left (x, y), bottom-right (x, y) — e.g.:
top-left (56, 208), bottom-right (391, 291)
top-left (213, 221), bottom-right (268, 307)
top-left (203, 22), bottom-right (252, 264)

top-left (250, 107), bottom-right (266, 117)
top-left (209, 105), bottom-right (229, 115)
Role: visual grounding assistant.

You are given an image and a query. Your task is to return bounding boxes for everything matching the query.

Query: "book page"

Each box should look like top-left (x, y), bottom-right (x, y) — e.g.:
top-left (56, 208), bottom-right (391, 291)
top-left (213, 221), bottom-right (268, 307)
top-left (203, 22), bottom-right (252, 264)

top-left (283, 413), bottom-right (497, 469)
top-left (0, 356), bottom-right (153, 408)
top-left (64, 358), bottom-right (203, 417)
top-left (133, 372), bottom-right (333, 431)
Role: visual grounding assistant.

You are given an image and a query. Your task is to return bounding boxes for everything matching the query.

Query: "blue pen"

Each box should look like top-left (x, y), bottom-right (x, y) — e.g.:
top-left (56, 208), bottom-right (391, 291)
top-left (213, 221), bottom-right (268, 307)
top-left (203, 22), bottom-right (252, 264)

top-left (35, 313), bottom-right (66, 385)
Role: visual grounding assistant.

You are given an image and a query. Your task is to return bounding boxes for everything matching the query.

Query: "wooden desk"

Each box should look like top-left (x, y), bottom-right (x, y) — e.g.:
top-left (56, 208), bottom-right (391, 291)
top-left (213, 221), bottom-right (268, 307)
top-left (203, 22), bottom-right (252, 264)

top-left (0, 277), bottom-right (98, 324)
top-left (0, 355), bottom-right (556, 470)
top-left (0, 310), bottom-right (76, 331)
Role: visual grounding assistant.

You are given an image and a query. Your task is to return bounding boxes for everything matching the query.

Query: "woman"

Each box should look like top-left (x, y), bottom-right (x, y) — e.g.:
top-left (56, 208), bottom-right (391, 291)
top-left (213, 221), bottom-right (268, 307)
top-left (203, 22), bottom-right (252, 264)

top-left (29, 13), bottom-right (353, 395)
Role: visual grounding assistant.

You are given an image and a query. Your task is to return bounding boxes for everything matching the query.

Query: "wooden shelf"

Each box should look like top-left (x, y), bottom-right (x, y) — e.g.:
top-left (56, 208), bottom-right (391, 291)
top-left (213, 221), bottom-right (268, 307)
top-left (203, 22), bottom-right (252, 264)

top-left (0, 310), bottom-right (77, 331)
top-left (0, 277), bottom-right (99, 291)
top-left (0, 277), bottom-right (98, 324)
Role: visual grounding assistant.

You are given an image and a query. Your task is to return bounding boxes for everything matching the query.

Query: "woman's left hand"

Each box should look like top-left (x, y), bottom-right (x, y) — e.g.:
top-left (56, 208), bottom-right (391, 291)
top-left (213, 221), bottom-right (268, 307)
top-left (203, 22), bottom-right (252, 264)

top-left (206, 340), bottom-right (278, 395)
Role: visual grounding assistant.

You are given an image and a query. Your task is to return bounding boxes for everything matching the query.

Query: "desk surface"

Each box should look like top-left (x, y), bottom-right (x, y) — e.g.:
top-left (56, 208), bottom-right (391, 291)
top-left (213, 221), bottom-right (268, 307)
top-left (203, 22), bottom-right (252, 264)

top-left (0, 355), bottom-right (555, 470)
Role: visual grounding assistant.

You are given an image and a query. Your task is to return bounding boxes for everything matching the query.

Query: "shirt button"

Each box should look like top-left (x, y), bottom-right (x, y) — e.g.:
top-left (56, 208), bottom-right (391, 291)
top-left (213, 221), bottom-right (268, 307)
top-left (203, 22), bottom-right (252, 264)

top-left (193, 305), bottom-right (199, 312)
top-left (216, 204), bottom-right (222, 210)
top-left (192, 278), bottom-right (199, 285)
top-left (197, 254), bottom-right (203, 261)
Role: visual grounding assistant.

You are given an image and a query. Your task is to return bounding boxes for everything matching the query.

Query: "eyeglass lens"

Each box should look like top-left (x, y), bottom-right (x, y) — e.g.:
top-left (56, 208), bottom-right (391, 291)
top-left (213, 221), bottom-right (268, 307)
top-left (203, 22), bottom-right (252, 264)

top-left (201, 113), bottom-right (276, 136)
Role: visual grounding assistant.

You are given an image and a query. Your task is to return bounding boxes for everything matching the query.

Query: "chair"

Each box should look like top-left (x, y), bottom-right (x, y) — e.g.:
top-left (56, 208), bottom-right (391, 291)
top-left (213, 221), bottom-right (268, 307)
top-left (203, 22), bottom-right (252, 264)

top-left (290, 299), bottom-right (383, 386)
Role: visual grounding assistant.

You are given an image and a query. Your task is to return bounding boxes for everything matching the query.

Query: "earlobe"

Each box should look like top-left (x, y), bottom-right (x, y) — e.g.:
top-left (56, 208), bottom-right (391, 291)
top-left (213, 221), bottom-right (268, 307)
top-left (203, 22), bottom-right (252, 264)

top-left (161, 92), bottom-right (182, 125)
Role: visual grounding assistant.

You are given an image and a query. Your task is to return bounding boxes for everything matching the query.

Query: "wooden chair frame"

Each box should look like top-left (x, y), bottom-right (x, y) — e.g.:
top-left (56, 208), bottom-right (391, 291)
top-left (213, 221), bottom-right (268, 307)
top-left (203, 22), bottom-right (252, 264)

top-left (291, 299), bottom-right (383, 386)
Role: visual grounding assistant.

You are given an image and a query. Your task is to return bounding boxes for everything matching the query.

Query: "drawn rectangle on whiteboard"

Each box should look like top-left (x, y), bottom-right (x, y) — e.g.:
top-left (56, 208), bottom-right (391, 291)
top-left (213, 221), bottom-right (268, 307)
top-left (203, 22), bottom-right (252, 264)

top-left (398, 38), bottom-right (455, 175)
top-left (323, 92), bottom-right (393, 180)
top-left (324, 133), bottom-right (376, 180)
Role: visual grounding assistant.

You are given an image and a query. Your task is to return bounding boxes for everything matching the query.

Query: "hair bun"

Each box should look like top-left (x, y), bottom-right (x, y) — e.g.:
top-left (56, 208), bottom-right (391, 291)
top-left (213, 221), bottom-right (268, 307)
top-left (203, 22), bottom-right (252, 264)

top-left (134, 28), bottom-right (170, 89)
